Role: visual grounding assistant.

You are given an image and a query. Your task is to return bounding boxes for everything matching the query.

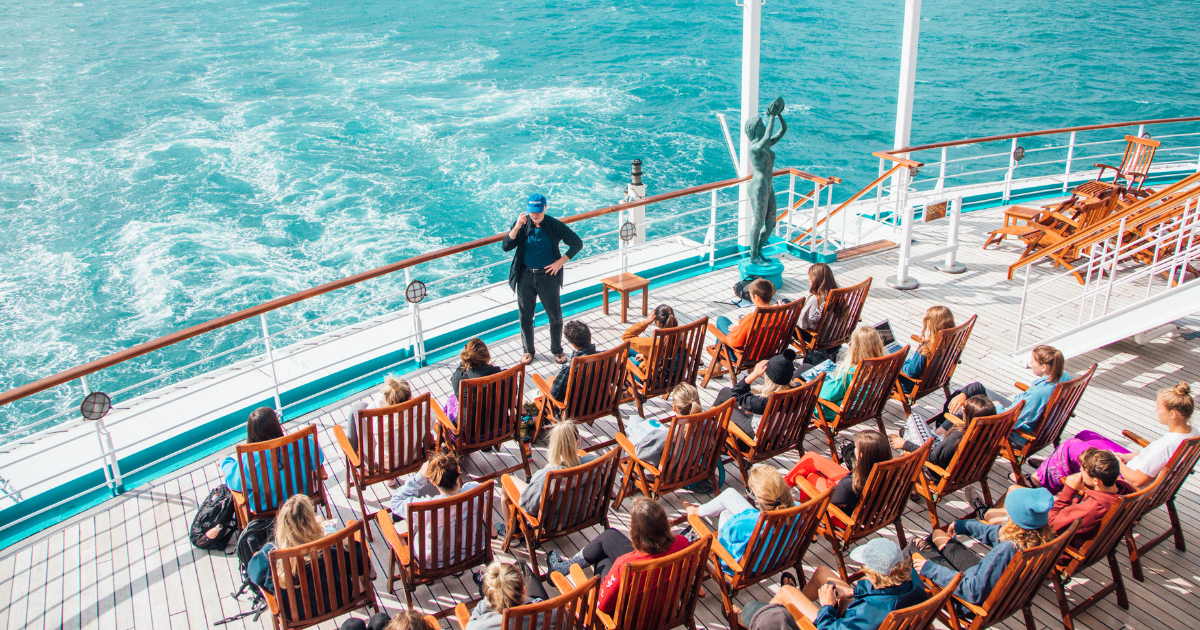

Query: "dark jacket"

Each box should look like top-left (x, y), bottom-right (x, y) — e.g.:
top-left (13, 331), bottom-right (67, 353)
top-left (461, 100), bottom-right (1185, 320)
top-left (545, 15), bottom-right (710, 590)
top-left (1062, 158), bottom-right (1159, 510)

top-left (813, 570), bottom-right (927, 630)
top-left (451, 364), bottom-right (504, 398)
top-left (550, 344), bottom-right (597, 402)
top-left (502, 214), bottom-right (584, 291)
top-left (903, 429), bottom-right (963, 475)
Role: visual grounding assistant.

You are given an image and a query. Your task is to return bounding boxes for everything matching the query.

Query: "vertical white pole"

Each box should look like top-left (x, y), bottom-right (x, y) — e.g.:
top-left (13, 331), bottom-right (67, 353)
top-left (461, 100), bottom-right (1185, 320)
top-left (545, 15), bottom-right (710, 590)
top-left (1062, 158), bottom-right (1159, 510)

top-left (890, 0), bottom-right (922, 194)
top-left (886, 169), bottom-right (920, 290)
top-left (709, 190), bottom-right (718, 268)
top-left (785, 173), bottom-right (796, 242)
top-left (1003, 138), bottom-right (1017, 204)
top-left (737, 0), bottom-right (762, 250)
top-left (936, 146), bottom-right (947, 193)
top-left (1063, 131), bottom-right (1076, 194)
top-left (936, 196), bottom-right (966, 273)
top-left (259, 314), bottom-right (284, 413)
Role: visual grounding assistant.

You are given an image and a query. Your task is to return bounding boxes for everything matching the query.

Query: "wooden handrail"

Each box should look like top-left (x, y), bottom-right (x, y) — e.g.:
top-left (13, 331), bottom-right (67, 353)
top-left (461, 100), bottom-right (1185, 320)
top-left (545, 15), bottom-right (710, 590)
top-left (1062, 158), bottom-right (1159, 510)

top-left (3, 167), bottom-right (841, 408)
top-left (790, 162), bottom-right (909, 243)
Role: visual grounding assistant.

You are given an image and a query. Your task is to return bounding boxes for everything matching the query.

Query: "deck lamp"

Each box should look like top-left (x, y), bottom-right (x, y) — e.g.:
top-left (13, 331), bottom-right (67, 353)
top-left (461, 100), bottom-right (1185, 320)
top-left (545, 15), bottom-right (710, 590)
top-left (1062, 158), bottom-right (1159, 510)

top-left (1013, 146), bottom-right (1025, 162)
top-left (405, 279), bottom-right (427, 304)
top-left (80, 391), bottom-right (112, 421)
top-left (620, 221), bottom-right (637, 242)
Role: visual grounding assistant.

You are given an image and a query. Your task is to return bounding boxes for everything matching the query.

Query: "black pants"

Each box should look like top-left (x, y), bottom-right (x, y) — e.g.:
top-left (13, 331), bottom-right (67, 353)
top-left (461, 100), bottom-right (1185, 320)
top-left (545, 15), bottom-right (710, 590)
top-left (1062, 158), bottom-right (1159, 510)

top-left (904, 539), bottom-right (982, 573)
top-left (582, 529), bottom-right (635, 581)
top-left (516, 268), bottom-right (563, 355)
top-left (340, 613), bottom-right (391, 630)
top-left (476, 560), bottom-right (550, 601)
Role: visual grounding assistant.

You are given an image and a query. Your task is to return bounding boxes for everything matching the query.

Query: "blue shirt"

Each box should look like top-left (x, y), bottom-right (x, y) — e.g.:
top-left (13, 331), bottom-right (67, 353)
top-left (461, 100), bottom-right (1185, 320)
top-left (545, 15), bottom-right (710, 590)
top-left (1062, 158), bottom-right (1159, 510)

top-left (1001, 372), bottom-right (1071, 444)
top-left (899, 348), bottom-right (926, 393)
top-left (719, 508), bottom-right (807, 575)
top-left (813, 569), bottom-right (927, 630)
top-left (522, 225), bottom-right (556, 269)
top-left (220, 435), bottom-right (325, 513)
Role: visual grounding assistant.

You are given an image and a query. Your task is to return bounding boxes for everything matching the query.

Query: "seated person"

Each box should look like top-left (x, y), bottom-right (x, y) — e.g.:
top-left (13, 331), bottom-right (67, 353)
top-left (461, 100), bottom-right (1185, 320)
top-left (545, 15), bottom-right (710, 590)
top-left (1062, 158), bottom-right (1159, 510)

top-left (340, 611), bottom-right (433, 630)
top-left (220, 408), bottom-right (324, 511)
top-left (716, 278), bottom-right (776, 349)
top-left (752, 538), bottom-right (926, 630)
top-left (511, 421), bottom-right (595, 518)
top-left (1034, 382), bottom-right (1196, 490)
top-left (714, 350), bottom-right (797, 440)
top-left (890, 395), bottom-right (996, 477)
top-left (622, 304), bottom-right (679, 360)
top-left (898, 306), bottom-right (955, 393)
top-left (912, 487), bottom-right (1055, 607)
top-left (388, 450), bottom-right (487, 567)
top-left (681, 464), bottom-right (794, 571)
top-left (548, 320), bottom-right (597, 403)
top-left (798, 263), bottom-right (838, 335)
top-left (451, 337), bottom-right (504, 397)
top-left (625, 382), bottom-right (703, 465)
top-left (545, 497), bottom-right (690, 614)
top-left (790, 430), bottom-right (892, 514)
top-left (467, 561), bottom-right (549, 630)
top-left (805, 326), bottom-right (886, 422)
top-left (984, 448), bottom-right (1133, 546)
top-left (945, 345), bottom-right (1070, 445)
top-left (345, 375), bottom-right (413, 488)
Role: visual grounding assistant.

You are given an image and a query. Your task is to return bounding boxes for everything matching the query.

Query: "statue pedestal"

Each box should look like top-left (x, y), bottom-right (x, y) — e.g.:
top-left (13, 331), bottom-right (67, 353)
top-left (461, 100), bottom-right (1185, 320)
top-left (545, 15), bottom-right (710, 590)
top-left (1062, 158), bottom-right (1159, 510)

top-left (739, 257), bottom-right (786, 292)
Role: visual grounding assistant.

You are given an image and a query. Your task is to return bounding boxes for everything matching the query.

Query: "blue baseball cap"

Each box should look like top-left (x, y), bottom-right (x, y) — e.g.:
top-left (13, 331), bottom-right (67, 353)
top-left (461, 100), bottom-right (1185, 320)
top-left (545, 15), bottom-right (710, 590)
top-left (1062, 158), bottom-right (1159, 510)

top-left (527, 194), bottom-right (547, 212)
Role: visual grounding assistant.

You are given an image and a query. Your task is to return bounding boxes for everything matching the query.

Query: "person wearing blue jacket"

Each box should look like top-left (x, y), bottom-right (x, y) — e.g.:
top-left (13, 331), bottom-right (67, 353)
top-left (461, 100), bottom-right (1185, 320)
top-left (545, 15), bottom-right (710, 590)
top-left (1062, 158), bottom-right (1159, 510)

top-left (897, 306), bottom-right (955, 394)
top-left (682, 465), bottom-right (794, 573)
top-left (944, 345), bottom-right (1069, 445)
top-left (746, 538), bottom-right (927, 630)
top-left (220, 407), bottom-right (325, 514)
top-left (913, 487), bottom-right (1055, 607)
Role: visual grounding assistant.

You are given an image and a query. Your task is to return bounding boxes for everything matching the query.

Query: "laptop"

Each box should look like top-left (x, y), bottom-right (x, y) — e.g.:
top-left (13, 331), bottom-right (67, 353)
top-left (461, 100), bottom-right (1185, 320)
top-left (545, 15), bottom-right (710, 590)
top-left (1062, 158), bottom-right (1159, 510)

top-left (875, 319), bottom-right (906, 354)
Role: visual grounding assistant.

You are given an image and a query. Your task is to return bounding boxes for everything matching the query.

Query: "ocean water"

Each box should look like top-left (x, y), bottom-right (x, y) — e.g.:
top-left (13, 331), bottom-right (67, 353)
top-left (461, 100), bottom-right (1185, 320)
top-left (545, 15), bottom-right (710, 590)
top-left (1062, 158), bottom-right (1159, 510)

top-left (2, 0), bottom-right (1198, 432)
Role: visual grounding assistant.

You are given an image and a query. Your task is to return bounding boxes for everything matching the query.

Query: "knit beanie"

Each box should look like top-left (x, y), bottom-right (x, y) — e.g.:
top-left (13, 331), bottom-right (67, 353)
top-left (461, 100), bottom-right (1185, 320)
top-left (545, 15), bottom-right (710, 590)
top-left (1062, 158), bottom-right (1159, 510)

top-left (765, 349), bottom-right (797, 386)
top-left (1006, 487), bottom-right (1054, 529)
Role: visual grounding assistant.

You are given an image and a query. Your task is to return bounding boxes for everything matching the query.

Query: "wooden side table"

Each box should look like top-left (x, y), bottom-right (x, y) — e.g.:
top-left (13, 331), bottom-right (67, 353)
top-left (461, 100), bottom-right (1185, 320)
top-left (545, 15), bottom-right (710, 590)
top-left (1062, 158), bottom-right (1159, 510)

top-left (983, 205), bottom-right (1042, 249)
top-left (601, 273), bottom-right (650, 323)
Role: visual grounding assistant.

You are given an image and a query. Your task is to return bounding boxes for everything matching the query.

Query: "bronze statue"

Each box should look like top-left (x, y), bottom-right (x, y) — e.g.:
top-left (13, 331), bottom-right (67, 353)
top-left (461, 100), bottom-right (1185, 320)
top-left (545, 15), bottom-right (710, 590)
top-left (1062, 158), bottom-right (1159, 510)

top-left (744, 96), bottom-right (787, 265)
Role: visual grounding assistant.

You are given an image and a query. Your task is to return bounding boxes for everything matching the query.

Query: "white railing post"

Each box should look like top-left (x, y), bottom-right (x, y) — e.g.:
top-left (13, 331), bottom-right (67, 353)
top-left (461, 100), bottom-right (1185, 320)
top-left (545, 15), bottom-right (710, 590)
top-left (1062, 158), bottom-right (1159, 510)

top-left (1003, 138), bottom-right (1017, 203)
top-left (618, 207), bottom-right (628, 275)
top-left (1063, 131), bottom-right (1076, 194)
top-left (1014, 263), bottom-right (1032, 352)
top-left (708, 190), bottom-right (718, 268)
top-left (936, 146), bottom-right (947, 194)
top-left (1101, 220), bottom-right (1126, 316)
top-left (785, 173), bottom-right (796, 242)
top-left (936, 196), bottom-right (967, 273)
top-left (886, 168), bottom-right (919, 290)
top-left (822, 183), bottom-right (834, 253)
top-left (82, 375), bottom-right (123, 495)
top-left (259, 314), bottom-right (284, 413)
top-left (404, 268), bottom-right (427, 367)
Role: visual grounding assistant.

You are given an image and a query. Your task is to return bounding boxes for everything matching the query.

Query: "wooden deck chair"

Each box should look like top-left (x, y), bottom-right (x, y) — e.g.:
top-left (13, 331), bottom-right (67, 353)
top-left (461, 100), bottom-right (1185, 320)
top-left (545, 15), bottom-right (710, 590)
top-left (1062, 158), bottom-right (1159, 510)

top-left (264, 519), bottom-right (377, 630)
top-left (1014, 193), bottom-right (1122, 283)
top-left (794, 439), bottom-right (933, 580)
top-left (454, 571), bottom-right (600, 630)
top-left (892, 315), bottom-right (977, 415)
top-left (788, 572), bottom-right (962, 630)
top-left (499, 448), bottom-right (622, 577)
top-left (928, 522), bottom-right (1078, 630)
top-left (814, 346), bottom-right (909, 464)
top-left (375, 480), bottom-right (495, 610)
top-left (625, 317), bottom-right (707, 418)
top-left (725, 374), bottom-right (824, 485)
top-left (914, 405), bottom-right (1020, 529)
top-left (334, 393), bottom-right (434, 541)
top-left (613, 398), bottom-right (733, 507)
top-left (701, 301), bottom-right (801, 388)
top-left (1001, 364), bottom-right (1097, 485)
top-left (561, 536), bottom-right (713, 630)
top-left (232, 425), bottom-right (329, 528)
top-left (1094, 135), bottom-right (1161, 198)
top-left (1051, 485), bottom-right (1154, 630)
top-left (688, 488), bottom-right (833, 626)
top-left (433, 363), bottom-right (532, 481)
top-left (1121, 431), bottom-right (1200, 581)
top-left (531, 342), bottom-right (630, 449)
top-left (793, 278), bottom-right (872, 360)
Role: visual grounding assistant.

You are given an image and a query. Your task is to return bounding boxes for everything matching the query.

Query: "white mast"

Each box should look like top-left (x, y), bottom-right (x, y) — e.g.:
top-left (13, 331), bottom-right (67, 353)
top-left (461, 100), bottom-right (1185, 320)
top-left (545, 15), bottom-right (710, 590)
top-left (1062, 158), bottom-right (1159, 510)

top-left (737, 0), bottom-right (763, 249)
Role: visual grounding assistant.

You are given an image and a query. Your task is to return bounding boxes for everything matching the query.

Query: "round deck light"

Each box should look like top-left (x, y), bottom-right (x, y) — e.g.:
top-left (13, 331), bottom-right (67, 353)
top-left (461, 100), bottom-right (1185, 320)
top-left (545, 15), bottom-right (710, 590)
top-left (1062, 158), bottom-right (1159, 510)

top-left (1013, 146), bottom-right (1025, 162)
top-left (80, 391), bottom-right (112, 421)
top-left (406, 280), bottom-right (427, 304)
top-left (620, 221), bottom-right (637, 242)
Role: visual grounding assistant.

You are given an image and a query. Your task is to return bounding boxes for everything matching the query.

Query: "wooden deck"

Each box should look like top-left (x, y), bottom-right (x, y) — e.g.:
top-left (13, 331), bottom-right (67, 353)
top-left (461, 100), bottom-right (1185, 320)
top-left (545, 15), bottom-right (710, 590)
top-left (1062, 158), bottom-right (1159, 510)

top-left (3, 206), bottom-right (1199, 630)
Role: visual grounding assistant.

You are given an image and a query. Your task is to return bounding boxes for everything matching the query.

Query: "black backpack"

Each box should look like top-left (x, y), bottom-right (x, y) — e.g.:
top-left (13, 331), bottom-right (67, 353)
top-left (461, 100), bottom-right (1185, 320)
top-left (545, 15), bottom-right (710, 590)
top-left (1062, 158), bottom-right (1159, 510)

top-left (214, 518), bottom-right (274, 626)
top-left (190, 485), bottom-right (239, 551)
top-left (734, 276), bottom-right (762, 302)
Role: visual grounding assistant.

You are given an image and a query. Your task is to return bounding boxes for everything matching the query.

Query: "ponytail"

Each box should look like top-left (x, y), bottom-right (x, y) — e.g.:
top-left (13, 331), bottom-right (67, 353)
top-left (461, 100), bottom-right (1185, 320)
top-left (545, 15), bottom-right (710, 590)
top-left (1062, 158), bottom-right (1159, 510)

top-left (1032, 345), bottom-right (1064, 383)
top-left (654, 304), bottom-right (678, 329)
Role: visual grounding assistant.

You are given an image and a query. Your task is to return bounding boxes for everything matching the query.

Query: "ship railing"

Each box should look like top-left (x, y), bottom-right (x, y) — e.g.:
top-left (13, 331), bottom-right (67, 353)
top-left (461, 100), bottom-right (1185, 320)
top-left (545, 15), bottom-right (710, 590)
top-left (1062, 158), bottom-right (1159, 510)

top-left (0, 166), bottom-right (832, 548)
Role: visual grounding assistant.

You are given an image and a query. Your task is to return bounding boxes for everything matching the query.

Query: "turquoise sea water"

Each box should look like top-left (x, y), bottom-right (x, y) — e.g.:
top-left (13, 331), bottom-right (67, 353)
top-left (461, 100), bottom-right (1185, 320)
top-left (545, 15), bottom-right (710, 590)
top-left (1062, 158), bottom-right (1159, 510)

top-left (2, 0), bottom-right (1199, 431)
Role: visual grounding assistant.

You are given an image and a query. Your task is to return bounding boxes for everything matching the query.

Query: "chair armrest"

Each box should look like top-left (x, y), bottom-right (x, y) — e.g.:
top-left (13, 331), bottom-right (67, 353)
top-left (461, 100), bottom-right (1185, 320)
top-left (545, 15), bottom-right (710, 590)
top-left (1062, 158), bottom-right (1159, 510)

top-left (688, 513), bottom-right (743, 573)
top-left (923, 461), bottom-right (951, 478)
top-left (332, 424), bottom-right (362, 469)
top-left (1044, 211), bottom-right (1080, 228)
top-left (614, 432), bottom-right (638, 456)
top-left (500, 474), bottom-right (522, 505)
top-left (231, 489), bottom-right (247, 507)
top-left (1064, 546), bottom-right (1087, 562)
top-left (375, 509), bottom-right (411, 565)
top-left (262, 589), bottom-right (280, 615)
top-left (825, 502), bottom-right (853, 527)
top-left (431, 397), bottom-right (458, 434)
top-left (786, 604), bottom-right (819, 630)
top-left (707, 322), bottom-right (734, 347)
top-left (792, 474), bottom-right (822, 496)
top-left (1094, 163), bottom-right (1120, 173)
top-left (1122, 430), bottom-right (1150, 448)
top-left (626, 359), bottom-right (648, 381)
top-left (530, 373), bottom-right (566, 409)
top-left (1013, 429), bottom-right (1037, 442)
top-left (453, 603), bottom-right (471, 630)
top-left (727, 423), bottom-right (756, 448)
top-left (570, 563), bottom-right (590, 589)
top-left (942, 413), bottom-right (965, 427)
top-left (549, 570), bottom-right (573, 594)
top-left (950, 592), bottom-right (988, 617)
top-left (816, 398), bottom-right (842, 415)
top-left (596, 608), bottom-right (617, 630)
top-left (1014, 382), bottom-right (1030, 392)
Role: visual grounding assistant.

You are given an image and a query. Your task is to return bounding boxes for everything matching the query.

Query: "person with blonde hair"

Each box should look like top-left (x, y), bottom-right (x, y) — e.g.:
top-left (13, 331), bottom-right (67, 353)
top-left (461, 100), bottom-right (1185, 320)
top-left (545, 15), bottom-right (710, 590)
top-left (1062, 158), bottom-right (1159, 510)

top-left (344, 375), bottom-right (414, 487)
top-left (804, 326), bottom-right (885, 422)
top-left (388, 450), bottom-right (486, 566)
top-left (714, 349), bottom-right (797, 440)
top-left (627, 382), bottom-right (703, 465)
top-left (512, 421), bottom-right (595, 517)
top-left (466, 561), bottom-right (550, 630)
top-left (681, 464), bottom-right (795, 572)
top-left (898, 306), bottom-right (955, 392)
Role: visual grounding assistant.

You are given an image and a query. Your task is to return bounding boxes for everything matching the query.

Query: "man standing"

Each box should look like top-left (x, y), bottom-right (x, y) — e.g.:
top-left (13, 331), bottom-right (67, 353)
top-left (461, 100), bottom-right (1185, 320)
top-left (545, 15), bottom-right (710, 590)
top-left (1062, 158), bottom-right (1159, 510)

top-left (503, 193), bottom-right (583, 365)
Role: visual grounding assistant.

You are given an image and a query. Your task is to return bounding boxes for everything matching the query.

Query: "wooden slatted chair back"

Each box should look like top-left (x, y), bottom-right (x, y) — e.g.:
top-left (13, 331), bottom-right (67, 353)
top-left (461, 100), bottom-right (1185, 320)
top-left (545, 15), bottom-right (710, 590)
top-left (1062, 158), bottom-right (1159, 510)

top-left (834, 346), bottom-right (909, 433)
top-left (809, 278), bottom-right (872, 351)
top-left (236, 425), bottom-right (325, 520)
top-left (610, 535), bottom-right (712, 630)
top-left (749, 374), bottom-right (824, 463)
top-left (456, 363), bottom-right (525, 451)
top-left (1112, 135), bottom-right (1160, 191)
top-left (880, 572), bottom-right (962, 630)
top-left (561, 343), bottom-right (630, 425)
top-left (843, 439), bottom-right (931, 544)
top-left (733, 490), bottom-right (831, 588)
top-left (1063, 484), bottom-right (1154, 574)
top-left (353, 393), bottom-right (434, 484)
top-left (1143, 436), bottom-right (1200, 513)
top-left (535, 447), bottom-right (622, 537)
top-left (736, 301), bottom-right (803, 368)
top-left (937, 405), bottom-right (1020, 497)
top-left (902, 315), bottom-right (977, 410)
top-left (504, 573), bottom-right (599, 630)
top-left (967, 522), bottom-right (1077, 628)
top-left (405, 479), bottom-right (494, 582)
top-left (1020, 363), bottom-right (1097, 459)
top-left (267, 520), bottom-right (375, 630)
top-left (654, 399), bottom-right (733, 494)
top-left (639, 317), bottom-right (708, 397)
